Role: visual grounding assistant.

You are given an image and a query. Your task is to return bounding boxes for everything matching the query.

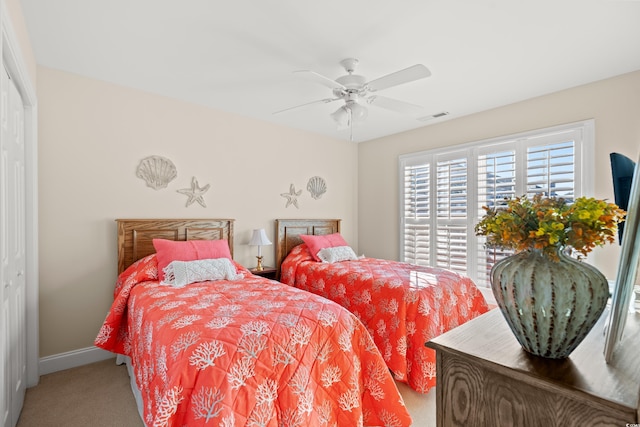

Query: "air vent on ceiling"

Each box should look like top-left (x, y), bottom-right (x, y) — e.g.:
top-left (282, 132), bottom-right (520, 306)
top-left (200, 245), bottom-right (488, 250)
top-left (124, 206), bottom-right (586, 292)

top-left (417, 111), bottom-right (449, 122)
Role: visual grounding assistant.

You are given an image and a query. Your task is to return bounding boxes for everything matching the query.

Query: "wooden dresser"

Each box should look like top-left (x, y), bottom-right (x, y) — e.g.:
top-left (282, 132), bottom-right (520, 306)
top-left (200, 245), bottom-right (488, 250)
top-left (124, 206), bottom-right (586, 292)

top-left (427, 308), bottom-right (640, 426)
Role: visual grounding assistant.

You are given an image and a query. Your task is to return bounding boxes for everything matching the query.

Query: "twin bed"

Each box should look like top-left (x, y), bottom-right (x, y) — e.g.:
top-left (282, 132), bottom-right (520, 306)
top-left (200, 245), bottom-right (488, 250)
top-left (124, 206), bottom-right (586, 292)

top-left (95, 218), bottom-right (488, 426)
top-left (274, 219), bottom-right (489, 394)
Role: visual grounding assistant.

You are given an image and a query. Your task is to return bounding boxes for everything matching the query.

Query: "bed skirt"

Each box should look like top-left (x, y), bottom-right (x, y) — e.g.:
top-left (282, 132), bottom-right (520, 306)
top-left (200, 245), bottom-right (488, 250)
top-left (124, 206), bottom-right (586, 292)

top-left (115, 354), bottom-right (145, 425)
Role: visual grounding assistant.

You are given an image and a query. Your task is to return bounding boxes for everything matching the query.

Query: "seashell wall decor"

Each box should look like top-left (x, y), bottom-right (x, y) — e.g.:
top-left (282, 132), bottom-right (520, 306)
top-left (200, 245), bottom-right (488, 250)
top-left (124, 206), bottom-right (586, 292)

top-left (307, 176), bottom-right (327, 200)
top-left (136, 155), bottom-right (177, 190)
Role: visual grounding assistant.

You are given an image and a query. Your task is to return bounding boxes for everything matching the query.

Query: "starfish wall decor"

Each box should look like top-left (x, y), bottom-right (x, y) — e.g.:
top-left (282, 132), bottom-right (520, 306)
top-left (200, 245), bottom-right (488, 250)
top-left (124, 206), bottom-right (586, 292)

top-left (281, 183), bottom-right (302, 208)
top-left (177, 176), bottom-right (210, 207)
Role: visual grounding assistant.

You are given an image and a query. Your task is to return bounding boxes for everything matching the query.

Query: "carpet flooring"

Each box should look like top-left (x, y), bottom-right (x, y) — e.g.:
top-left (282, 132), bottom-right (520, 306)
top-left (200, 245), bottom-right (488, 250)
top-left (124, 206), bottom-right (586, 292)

top-left (17, 359), bottom-right (143, 427)
top-left (16, 358), bottom-right (435, 426)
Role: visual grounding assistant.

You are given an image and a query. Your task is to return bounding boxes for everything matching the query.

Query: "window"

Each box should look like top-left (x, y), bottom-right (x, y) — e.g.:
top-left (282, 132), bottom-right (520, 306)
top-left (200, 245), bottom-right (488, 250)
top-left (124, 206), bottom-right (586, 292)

top-left (400, 120), bottom-right (594, 287)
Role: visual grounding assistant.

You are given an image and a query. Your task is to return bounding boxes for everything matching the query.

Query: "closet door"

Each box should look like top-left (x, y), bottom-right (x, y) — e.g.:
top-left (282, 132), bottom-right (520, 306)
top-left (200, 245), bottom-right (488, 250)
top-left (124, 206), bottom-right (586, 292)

top-left (0, 66), bottom-right (26, 427)
top-left (1, 63), bottom-right (9, 427)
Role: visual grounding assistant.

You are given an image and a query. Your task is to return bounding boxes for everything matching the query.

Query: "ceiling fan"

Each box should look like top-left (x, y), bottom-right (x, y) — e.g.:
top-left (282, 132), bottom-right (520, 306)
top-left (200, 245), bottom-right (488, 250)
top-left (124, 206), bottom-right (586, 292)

top-left (275, 58), bottom-right (431, 140)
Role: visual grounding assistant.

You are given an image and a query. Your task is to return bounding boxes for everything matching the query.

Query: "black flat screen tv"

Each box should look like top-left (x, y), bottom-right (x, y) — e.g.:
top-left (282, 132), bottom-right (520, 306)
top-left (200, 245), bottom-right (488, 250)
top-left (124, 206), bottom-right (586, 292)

top-left (610, 152), bottom-right (636, 243)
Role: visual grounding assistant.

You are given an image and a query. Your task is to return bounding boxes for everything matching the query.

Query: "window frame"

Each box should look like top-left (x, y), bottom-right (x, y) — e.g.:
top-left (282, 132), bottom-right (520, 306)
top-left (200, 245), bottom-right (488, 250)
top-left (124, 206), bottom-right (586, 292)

top-left (399, 119), bottom-right (595, 286)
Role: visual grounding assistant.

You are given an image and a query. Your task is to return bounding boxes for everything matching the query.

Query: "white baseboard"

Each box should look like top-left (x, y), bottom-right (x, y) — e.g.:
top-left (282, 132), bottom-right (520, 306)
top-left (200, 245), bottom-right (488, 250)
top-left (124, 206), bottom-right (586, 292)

top-left (39, 346), bottom-right (116, 376)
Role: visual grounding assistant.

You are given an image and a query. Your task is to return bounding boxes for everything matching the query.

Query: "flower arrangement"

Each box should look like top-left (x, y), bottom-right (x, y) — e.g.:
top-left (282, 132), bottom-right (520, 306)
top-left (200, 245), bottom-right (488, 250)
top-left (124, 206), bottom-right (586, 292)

top-left (475, 194), bottom-right (626, 260)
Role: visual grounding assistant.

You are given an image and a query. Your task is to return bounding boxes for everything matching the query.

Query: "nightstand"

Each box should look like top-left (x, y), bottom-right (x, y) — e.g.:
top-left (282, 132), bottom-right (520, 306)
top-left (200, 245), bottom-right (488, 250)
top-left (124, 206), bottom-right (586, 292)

top-left (249, 266), bottom-right (277, 280)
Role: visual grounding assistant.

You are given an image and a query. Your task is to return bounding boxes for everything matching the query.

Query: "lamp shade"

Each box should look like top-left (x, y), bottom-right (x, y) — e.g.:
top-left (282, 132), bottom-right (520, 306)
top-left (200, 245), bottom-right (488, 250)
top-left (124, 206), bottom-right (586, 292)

top-left (249, 229), bottom-right (272, 246)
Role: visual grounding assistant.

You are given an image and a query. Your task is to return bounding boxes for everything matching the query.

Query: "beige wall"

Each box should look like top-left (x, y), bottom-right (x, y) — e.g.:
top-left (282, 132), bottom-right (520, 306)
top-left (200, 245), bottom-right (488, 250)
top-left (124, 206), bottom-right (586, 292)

top-left (37, 67), bottom-right (357, 357)
top-left (33, 63), bottom-right (640, 358)
top-left (358, 70), bottom-right (640, 281)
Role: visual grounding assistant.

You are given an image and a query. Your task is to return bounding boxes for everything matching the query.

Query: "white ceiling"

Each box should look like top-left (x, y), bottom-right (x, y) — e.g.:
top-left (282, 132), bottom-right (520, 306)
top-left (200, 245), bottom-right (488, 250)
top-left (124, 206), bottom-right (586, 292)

top-left (19, 0), bottom-right (640, 143)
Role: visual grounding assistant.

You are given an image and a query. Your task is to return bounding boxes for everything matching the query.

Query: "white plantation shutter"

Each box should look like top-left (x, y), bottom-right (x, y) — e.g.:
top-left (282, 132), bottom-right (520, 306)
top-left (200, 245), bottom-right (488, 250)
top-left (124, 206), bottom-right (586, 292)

top-left (435, 156), bottom-right (468, 274)
top-left (437, 157), bottom-right (467, 219)
top-left (477, 149), bottom-right (516, 210)
top-left (526, 140), bottom-right (575, 200)
top-left (399, 120), bottom-right (593, 288)
top-left (403, 162), bottom-right (430, 265)
top-left (475, 148), bottom-right (517, 286)
top-left (436, 225), bottom-right (468, 273)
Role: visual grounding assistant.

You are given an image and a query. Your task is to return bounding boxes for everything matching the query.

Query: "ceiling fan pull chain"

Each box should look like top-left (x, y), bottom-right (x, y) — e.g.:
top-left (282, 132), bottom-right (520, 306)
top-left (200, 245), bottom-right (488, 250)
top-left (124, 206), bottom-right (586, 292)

top-left (349, 108), bottom-right (354, 142)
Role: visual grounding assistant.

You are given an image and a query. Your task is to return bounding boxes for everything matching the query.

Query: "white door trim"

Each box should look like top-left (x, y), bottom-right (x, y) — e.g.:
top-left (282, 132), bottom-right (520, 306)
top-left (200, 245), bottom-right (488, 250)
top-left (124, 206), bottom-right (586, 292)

top-left (1, 0), bottom-right (39, 388)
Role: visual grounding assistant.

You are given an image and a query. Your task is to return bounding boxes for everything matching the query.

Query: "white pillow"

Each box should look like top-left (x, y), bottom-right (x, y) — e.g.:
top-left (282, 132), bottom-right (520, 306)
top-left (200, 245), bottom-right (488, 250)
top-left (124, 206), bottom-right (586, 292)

top-left (162, 258), bottom-right (243, 287)
top-left (317, 246), bottom-right (358, 263)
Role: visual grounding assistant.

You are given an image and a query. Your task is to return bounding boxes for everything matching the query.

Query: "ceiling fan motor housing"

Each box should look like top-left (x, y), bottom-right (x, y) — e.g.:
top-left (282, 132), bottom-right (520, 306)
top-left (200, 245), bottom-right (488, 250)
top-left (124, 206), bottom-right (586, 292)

top-left (334, 74), bottom-right (367, 100)
top-left (336, 74), bottom-right (366, 89)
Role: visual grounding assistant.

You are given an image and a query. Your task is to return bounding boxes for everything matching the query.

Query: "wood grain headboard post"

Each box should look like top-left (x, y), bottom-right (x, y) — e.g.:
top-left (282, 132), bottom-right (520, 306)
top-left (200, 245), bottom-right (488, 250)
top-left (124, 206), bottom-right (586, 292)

top-left (274, 219), bottom-right (341, 276)
top-left (116, 219), bottom-right (234, 274)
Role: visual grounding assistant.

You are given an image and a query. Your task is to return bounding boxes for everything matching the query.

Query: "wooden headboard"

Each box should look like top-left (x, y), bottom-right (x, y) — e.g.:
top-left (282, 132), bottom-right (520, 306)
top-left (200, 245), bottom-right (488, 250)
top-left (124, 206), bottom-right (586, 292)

top-left (275, 219), bottom-right (341, 274)
top-left (116, 218), bottom-right (234, 274)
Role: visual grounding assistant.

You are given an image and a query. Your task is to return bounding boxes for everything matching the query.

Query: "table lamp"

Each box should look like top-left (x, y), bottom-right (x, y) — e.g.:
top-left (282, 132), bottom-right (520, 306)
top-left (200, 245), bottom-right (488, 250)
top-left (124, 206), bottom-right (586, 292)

top-left (249, 228), bottom-right (272, 271)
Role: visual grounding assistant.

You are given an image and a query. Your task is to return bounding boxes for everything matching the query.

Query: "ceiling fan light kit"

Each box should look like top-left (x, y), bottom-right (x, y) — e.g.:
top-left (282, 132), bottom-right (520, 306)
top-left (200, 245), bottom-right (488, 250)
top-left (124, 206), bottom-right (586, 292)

top-left (276, 58), bottom-right (432, 140)
top-left (331, 100), bottom-right (368, 127)
top-left (329, 106), bottom-right (349, 127)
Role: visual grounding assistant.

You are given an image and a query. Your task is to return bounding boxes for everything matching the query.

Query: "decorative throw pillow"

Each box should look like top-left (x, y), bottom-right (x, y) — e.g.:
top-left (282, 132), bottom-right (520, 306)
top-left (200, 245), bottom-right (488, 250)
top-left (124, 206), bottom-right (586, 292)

top-left (162, 258), bottom-right (243, 287)
top-left (317, 246), bottom-right (359, 263)
top-left (300, 233), bottom-right (349, 262)
top-left (153, 239), bottom-right (233, 281)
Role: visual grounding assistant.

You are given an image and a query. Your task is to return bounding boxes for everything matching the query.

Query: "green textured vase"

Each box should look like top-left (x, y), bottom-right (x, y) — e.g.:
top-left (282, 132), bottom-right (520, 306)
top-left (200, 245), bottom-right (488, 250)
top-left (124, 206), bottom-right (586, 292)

top-left (490, 248), bottom-right (609, 358)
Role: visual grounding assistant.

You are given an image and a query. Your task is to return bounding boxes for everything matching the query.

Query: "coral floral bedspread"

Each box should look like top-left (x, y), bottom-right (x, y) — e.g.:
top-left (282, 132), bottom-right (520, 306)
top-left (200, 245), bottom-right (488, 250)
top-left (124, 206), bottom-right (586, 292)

top-left (95, 254), bottom-right (412, 427)
top-left (281, 244), bottom-right (490, 394)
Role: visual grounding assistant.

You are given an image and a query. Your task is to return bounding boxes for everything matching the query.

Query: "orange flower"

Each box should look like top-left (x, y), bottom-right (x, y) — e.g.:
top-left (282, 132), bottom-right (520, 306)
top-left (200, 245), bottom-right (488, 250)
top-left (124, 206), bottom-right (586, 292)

top-left (475, 194), bottom-right (626, 260)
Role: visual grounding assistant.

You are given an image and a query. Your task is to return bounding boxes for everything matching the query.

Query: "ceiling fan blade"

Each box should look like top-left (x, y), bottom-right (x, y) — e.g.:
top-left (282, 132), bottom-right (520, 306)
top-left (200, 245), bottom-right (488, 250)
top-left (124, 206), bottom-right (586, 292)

top-left (294, 70), bottom-right (346, 91)
top-left (366, 64), bottom-right (431, 92)
top-left (273, 97), bottom-right (341, 115)
top-left (368, 95), bottom-right (425, 116)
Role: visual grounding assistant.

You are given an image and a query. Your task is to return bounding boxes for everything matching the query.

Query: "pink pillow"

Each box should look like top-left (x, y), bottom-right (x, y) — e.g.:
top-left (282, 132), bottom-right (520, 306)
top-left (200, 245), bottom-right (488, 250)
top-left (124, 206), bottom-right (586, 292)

top-left (153, 239), bottom-right (232, 281)
top-left (300, 233), bottom-right (348, 262)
